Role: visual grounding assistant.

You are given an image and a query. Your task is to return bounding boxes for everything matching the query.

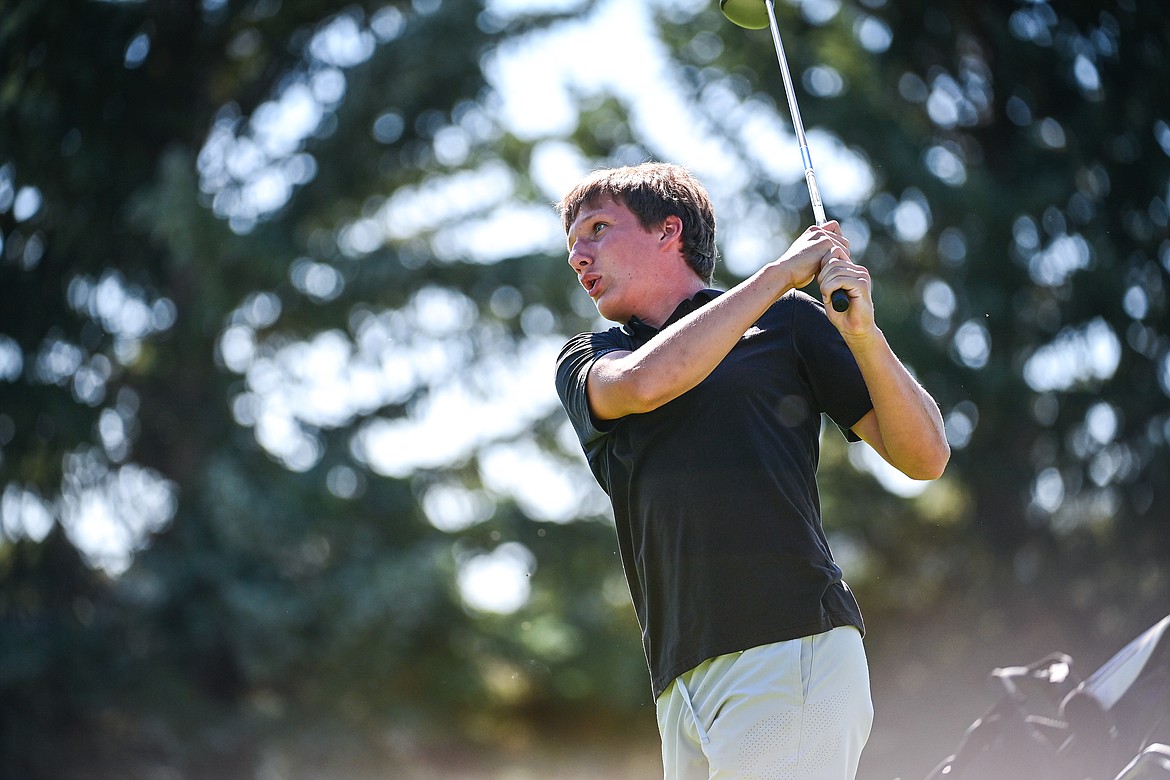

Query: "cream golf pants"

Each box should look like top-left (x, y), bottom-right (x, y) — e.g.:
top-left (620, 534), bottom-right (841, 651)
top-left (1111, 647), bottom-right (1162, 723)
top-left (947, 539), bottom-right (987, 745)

top-left (655, 627), bottom-right (873, 780)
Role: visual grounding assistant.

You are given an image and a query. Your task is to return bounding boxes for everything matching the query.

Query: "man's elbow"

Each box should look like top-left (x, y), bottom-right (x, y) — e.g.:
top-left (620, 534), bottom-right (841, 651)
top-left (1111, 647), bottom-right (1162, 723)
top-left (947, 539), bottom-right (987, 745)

top-left (620, 375), bottom-right (675, 415)
top-left (904, 440), bottom-right (951, 481)
top-left (589, 368), bottom-right (673, 419)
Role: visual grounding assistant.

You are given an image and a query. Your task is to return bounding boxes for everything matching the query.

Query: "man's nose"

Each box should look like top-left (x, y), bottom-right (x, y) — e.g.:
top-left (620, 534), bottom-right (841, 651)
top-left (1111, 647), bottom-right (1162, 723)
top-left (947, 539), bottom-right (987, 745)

top-left (567, 246), bottom-right (590, 269)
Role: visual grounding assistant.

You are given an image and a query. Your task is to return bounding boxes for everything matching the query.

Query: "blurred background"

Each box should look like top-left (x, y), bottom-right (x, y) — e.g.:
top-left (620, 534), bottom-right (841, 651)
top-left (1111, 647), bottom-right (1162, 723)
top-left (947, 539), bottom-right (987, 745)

top-left (1, 0), bottom-right (1168, 777)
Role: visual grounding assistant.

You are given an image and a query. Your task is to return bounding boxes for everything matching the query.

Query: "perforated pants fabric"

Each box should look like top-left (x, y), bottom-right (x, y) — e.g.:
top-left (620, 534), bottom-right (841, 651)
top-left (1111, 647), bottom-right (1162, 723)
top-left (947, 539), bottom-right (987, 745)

top-left (655, 627), bottom-right (873, 780)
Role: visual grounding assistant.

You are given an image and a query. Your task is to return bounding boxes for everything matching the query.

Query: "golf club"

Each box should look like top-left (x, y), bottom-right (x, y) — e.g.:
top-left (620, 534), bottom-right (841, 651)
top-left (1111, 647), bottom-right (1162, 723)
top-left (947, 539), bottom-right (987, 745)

top-left (720, 0), bottom-right (850, 312)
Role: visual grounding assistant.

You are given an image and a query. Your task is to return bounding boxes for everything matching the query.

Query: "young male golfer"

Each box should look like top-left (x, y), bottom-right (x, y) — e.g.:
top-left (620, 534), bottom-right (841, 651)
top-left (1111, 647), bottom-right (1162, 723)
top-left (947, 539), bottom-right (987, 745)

top-left (554, 162), bottom-right (950, 779)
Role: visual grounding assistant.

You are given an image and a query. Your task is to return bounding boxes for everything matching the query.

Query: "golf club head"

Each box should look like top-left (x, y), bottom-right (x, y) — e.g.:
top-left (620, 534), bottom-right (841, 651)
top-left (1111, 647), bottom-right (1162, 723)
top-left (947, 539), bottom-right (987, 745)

top-left (719, 0), bottom-right (771, 30)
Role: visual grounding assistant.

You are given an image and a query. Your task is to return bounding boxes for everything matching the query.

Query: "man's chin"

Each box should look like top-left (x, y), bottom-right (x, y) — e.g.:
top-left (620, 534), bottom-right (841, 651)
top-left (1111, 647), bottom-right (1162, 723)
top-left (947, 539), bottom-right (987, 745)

top-left (592, 291), bottom-right (632, 323)
top-left (595, 302), bottom-right (626, 324)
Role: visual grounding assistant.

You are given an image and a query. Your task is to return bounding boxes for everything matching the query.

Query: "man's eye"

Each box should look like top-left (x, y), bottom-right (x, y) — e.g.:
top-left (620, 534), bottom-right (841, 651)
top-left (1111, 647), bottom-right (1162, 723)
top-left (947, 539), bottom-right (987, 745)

top-left (593, 222), bottom-right (607, 233)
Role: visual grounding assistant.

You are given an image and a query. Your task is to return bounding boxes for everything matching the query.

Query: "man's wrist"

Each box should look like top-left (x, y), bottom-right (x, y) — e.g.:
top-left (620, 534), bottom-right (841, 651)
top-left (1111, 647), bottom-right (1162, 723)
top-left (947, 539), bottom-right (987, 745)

top-left (758, 259), bottom-right (801, 299)
top-left (843, 326), bottom-right (889, 358)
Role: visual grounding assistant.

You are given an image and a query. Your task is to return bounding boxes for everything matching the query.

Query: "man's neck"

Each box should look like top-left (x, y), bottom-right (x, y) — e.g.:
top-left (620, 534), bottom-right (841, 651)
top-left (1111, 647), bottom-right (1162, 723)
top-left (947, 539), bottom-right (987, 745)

top-left (636, 279), bottom-right (708, 329)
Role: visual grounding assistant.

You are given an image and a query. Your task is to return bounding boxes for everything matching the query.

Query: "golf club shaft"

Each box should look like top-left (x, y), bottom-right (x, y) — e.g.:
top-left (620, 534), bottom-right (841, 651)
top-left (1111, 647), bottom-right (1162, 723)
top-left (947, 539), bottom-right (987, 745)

top-left (764, 0), bottom-right (825, 226)
top-left (762, 0), bottom-right (848, 311)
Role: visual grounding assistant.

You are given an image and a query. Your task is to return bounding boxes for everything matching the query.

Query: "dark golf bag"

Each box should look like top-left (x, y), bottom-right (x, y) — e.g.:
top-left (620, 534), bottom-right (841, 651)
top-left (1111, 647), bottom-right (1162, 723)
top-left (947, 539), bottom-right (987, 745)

top-left (926, 614), bottom-right (1170, 780)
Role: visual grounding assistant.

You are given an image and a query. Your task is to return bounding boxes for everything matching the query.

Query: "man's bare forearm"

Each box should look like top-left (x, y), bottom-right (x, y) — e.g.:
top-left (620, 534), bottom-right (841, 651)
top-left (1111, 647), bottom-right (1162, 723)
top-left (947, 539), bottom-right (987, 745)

top-left (847, 329), bottom-right (950, 480)
top-left (587, 223), bottom-right (849, 421)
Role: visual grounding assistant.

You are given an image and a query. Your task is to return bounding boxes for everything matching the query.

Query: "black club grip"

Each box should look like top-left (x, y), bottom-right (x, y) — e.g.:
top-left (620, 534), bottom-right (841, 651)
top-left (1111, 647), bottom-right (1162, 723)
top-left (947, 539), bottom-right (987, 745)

top-left (830, 288), bottom-right (850, 312)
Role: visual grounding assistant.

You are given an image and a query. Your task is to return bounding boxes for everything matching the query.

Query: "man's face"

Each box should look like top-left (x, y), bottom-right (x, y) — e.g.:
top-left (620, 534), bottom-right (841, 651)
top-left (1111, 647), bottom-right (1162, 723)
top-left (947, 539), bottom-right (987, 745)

top-left (565, 196), bottom-right (665, 323)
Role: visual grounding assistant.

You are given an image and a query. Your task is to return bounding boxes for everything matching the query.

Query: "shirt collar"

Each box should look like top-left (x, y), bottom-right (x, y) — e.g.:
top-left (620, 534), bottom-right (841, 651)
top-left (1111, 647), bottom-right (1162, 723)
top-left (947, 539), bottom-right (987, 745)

top-left (624, 288), bottom-right (722, 342)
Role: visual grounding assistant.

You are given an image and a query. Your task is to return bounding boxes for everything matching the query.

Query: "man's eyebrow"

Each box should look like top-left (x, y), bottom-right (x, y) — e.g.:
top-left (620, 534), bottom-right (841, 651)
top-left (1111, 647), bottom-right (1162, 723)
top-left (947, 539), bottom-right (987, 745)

top-left (570, 209), bottom-right (602, 234)
top-left (578, 207), bottom-right (612, 225)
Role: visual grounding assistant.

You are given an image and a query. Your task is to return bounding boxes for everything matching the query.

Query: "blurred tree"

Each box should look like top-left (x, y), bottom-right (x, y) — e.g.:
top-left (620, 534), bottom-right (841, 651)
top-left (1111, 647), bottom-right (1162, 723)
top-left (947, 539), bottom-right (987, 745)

top-left (0, 0), bottom-right (631, 776)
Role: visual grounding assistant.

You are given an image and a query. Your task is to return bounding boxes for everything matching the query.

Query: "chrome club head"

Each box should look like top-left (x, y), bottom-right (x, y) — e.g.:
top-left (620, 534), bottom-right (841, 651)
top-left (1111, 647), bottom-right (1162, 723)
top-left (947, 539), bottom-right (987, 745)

top-left (719, 0), bottom-right (771, 29)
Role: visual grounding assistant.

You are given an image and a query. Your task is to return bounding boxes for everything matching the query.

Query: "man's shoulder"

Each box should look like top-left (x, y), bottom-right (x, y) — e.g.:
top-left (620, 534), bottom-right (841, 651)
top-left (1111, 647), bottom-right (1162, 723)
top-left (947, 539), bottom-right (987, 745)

top-left (753, 288), bottom-right (823, 323)
top-left (776, 288), bottom-right (824, 309)
top-left (555, 327), bottom-right (635, 399)
top-left (558, 326), bottom-right (635, 360)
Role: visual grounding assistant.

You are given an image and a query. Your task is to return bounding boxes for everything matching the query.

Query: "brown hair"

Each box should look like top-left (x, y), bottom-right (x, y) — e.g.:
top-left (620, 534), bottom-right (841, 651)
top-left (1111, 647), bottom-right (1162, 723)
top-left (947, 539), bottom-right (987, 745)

top-left (557, 162), bottom-right (718, 284)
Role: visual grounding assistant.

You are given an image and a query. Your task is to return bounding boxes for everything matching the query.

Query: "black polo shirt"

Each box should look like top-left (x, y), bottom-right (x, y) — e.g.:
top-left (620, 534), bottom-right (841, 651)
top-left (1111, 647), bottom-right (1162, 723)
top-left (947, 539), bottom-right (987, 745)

top-left (555, 289), bottom-right (873, 699)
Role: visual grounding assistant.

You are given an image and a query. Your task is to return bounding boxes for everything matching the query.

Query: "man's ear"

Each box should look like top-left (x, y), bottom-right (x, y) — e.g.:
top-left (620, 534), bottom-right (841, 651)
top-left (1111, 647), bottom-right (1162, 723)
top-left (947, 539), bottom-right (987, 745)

top-left (659, 215), bottom-right (683, 244)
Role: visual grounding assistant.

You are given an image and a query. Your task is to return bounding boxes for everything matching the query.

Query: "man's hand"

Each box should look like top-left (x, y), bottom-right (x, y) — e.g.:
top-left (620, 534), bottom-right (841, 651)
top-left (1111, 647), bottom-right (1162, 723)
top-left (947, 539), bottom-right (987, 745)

top-left (770, 221), bottom-right (851, 291)
top-left (819, 249), bottom-right (875, 339)
top-left (768, 221), bottom-right (873, 332)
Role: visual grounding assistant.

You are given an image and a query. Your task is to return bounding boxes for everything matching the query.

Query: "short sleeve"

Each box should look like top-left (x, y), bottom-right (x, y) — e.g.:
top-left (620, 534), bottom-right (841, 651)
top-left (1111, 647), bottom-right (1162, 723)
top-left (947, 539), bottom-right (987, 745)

top-left (789, 292), bottom-right (873, 440)
top-left (554, 330), bottom-right (629, 450)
